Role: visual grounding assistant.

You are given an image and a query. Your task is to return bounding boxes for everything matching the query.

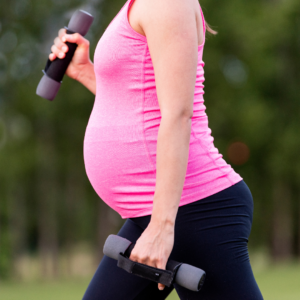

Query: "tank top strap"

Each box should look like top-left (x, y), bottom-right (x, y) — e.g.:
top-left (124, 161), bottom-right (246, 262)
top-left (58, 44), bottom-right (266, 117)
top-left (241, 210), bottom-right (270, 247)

top-left (198, 3), bottom-right (206, 36)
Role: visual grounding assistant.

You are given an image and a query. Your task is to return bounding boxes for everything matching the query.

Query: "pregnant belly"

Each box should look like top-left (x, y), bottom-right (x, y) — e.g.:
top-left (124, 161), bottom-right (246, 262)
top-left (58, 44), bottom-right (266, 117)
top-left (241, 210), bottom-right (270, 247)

top-left (83, 125), bottom-right (156, 203)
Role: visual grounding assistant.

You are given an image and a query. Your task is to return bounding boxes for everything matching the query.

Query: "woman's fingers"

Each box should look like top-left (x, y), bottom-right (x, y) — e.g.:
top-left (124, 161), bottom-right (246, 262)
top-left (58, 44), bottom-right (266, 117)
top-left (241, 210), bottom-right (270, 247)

top-left (58, 28), bottom-right (67, 39)
top-left (156, 259), bottom-right (166, 290)
top-left (49, 28), bottom-right (90, 61)
top-left (130, 250), bottom-right (166, 290)
top-left (50, 44), bottom-right (65, 60)
top-left (128, 224), bottom-right (174, 292)
top-left (49, 29), bottom-right (67, 61)
top-left (54, 36), bottom-right (68, 53)
top-left (49, 53), bottom-right (56, 61)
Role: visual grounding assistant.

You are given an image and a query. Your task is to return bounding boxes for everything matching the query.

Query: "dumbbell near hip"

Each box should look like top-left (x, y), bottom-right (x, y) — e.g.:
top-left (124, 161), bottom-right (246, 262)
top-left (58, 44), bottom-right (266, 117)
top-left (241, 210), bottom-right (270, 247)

top-left (103, 234), bottom-right (206, 292)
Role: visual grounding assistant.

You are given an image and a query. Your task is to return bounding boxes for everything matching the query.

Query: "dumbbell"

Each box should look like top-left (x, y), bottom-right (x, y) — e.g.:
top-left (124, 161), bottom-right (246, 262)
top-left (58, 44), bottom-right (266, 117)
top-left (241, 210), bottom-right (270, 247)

top-left (103, 234), bottom-right (206, 292)
top-left (36, 10), bottom-right (94, 101)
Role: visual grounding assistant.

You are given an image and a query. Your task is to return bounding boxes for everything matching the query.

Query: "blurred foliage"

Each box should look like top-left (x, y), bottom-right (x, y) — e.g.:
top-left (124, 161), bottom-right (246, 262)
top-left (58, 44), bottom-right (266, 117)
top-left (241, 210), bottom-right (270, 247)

top-left (0, 0), bottom-right (300, 280)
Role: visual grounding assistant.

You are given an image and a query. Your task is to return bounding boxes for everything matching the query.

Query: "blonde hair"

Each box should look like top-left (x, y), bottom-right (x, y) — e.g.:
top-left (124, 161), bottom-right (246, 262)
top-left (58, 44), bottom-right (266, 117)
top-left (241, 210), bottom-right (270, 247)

top-left (205, 21), bottom-right (217, 35)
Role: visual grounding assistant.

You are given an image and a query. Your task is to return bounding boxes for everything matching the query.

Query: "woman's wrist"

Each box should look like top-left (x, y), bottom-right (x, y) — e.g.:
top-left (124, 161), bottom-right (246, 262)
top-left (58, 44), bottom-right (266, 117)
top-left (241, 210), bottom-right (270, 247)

top-left (151, 194), bottom-right (179, 227)
top-left (149, 217), bottom-right (175, 237)
top-left (150, 205), bottom-right (177, 228)
top-left (77, 60), bottom-right (96, 94)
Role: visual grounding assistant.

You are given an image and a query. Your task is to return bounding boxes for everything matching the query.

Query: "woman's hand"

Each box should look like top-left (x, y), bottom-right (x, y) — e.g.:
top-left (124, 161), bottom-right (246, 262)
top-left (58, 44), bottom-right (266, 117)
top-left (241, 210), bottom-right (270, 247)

top-left (129, 219), bottom-right (174, 290)
top-left (49, 28), bottom-right (96, 94)
top-left (49, 28), bottom-right (92, 81)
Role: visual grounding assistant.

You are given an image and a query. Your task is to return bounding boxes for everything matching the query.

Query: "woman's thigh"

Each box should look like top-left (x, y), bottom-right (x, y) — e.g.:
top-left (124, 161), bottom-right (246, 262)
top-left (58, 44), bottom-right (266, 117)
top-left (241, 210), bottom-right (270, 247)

top-left (81, 217), bottom-right (174, 300)
top-left (172, 180), bottom-right (263, 300)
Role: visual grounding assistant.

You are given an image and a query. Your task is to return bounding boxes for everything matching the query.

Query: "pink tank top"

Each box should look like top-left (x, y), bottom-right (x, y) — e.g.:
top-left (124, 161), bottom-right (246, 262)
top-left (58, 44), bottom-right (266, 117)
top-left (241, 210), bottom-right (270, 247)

top-left (84, 0), bottom-right (243, 219)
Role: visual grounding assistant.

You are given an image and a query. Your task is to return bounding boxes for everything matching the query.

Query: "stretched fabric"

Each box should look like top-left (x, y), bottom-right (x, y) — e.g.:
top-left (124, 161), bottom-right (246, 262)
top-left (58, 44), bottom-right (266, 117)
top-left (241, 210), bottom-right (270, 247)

top-left (84, 0), bottom-right (243, 218)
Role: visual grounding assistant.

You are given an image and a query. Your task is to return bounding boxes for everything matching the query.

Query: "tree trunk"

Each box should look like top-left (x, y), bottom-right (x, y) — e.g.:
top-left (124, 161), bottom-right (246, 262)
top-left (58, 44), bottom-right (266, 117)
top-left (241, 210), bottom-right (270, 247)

top-left (64, 164), bottom-right (84, 277)
top-left (298, 193), bottom-right (300, 258)
top-left (8, 184), bottom-right (27, 279)
top-left (36, 120), bottom-right (59, 279)
top-left (95, 200), bottom-right (121, 264)
top-left (271, 181), bottom-right (293, 261)
top-left (0, 190), bottom-right (12, 279)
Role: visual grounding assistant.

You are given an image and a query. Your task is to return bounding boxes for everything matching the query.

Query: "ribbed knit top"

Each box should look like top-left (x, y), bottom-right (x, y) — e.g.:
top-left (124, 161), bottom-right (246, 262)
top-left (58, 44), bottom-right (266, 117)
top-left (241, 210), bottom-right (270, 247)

top-left (83, 0), bottom-right (243, 219)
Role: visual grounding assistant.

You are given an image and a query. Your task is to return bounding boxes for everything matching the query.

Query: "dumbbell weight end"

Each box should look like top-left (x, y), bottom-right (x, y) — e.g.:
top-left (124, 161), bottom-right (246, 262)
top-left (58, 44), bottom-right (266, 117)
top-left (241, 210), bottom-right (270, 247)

top-left (36, 71), bottom-right (61, 101)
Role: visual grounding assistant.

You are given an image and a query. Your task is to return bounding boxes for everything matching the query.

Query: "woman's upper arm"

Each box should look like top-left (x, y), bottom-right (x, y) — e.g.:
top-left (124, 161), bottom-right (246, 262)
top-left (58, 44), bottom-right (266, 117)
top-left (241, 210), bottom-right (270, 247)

top-left (139, 0), bottom-right (198, 119)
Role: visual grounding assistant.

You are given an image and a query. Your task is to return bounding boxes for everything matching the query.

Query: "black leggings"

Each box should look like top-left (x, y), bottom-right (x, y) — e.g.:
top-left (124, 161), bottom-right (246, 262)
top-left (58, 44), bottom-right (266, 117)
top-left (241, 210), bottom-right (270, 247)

top-left (82, 180), bottom-right (263, 300)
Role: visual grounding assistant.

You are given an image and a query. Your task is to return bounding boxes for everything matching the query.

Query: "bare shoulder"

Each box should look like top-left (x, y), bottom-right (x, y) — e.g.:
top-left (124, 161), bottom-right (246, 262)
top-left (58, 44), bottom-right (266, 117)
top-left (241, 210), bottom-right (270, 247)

top-left (140, 0), bottom-right (196, 26)
top-left (128, 0), bottom-right (203, 46)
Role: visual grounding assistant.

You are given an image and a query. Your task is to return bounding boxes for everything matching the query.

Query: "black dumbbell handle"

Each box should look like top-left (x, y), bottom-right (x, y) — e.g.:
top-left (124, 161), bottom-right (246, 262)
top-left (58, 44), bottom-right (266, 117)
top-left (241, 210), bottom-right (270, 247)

top-left (118, 253), bottom-right (175, 287)
top-left (44, 28), bottom-right (77, 83)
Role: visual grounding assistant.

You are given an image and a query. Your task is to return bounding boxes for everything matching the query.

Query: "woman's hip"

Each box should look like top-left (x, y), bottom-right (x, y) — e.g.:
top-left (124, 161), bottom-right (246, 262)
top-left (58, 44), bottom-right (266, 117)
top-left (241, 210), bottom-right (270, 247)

top-left (130, 180), bottom-right (254, 261)
top-left (176, 180), bottom-right (253, 234)
top-left (131, 180), bottom-right (253, 233)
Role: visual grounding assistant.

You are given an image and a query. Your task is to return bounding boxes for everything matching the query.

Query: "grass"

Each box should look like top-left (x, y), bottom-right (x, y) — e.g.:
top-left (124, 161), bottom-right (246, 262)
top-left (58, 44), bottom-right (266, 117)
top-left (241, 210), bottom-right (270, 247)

top-left (1, 262), bottom-right (300, 300)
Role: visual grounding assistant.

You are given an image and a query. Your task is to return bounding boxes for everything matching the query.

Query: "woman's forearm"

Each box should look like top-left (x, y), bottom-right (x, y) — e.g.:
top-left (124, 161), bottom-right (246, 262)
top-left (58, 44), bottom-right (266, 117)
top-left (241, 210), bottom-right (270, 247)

top-left (77, 61), bottom-right (96, 95)
top-left (151, 116), bottom-right (192, 227)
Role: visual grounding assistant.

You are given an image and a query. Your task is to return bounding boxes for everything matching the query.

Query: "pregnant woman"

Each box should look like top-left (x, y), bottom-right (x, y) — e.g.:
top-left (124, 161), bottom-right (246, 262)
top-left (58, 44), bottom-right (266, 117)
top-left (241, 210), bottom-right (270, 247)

top-left (49, 0), bottom-right (263, 299)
